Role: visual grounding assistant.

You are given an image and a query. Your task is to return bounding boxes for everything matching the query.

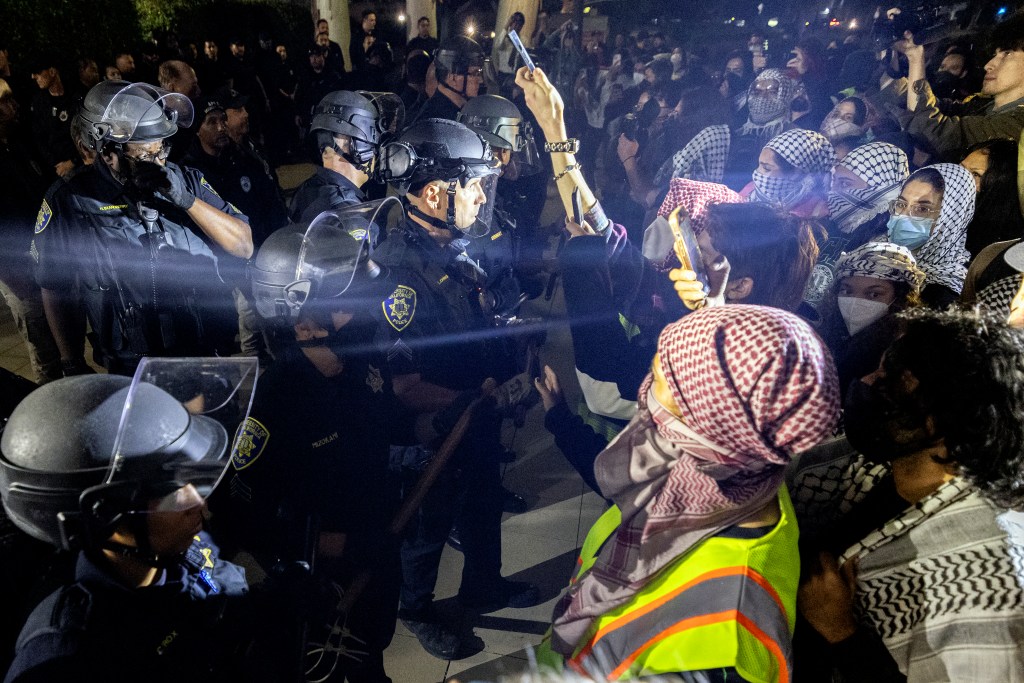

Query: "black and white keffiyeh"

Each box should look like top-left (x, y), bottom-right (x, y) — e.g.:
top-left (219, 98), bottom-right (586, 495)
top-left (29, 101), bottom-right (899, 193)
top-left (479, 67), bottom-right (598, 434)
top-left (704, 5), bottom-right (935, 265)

top-left (661, 124), bottom-right (732, 186)
top-left (978, 274), bottom-right (1023, 314)
top-left (743, 68), bottom-right (799, 128)
top-left (835, 241), bottom-right (925, 292)
top-left (905, 163), bottom-right (975, 294)
top-left (828, 142), bottom-right (909, 234)
top-left (749, 129), bottom-right (835, 206)
top-left (765, 128), bottom-right (836, 175)
top-left (662, 70), bottom-right (800, 185)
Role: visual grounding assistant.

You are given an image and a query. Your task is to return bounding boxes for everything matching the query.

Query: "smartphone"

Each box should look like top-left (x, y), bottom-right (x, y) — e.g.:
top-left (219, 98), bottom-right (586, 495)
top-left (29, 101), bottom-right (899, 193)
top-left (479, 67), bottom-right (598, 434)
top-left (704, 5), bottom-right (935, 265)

top-left (668, 207), bottom-right (709, 295)
top-left (508, 29), bottom-right (535, 72)
top-left (571, 187), bottom-right (584, 227)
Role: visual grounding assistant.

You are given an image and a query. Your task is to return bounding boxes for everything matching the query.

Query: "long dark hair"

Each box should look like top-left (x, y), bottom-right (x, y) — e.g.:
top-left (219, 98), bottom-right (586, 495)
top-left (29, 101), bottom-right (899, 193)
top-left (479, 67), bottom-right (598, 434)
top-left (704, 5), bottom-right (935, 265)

top-left (704, 203), bottom-right (820, 311)
top-left (964, 138), bottom-right (1024, 255)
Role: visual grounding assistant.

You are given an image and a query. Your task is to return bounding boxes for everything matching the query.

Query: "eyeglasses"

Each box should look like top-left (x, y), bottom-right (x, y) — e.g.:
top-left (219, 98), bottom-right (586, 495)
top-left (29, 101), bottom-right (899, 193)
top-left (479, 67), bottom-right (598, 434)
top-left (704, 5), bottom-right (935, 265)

top-left (125, 142), bottom-right (171, 163)
top-left (889, 199), bottom-right (940, 219)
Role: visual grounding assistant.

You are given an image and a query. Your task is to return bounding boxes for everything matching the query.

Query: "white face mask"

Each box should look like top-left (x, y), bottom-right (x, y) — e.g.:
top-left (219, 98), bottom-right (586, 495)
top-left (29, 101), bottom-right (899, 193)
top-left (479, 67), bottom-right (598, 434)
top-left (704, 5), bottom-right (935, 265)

top-left (837, 296), bottom-right (890, 336)
top-left (633, 72), bottom-right (645, 85)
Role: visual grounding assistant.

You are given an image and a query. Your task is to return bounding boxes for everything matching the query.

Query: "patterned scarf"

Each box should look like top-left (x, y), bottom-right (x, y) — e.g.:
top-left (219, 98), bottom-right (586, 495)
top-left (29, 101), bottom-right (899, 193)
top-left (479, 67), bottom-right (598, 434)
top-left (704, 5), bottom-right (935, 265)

top-left (550, 305), bottom-right (840, 655)
top-left (749, 129), bottom-right (835, 208)
top-left (657, 177), bottom-right (745, 235)
top-left (828, 142), bottom-right (909, 234)
top-left (744, 68), bottom-right (800, 127)
top-left (819, 97), bottom-right (869, 142)
top-left (900, 163), bottom-right (975, 294)
top-left (835, 242), bottom-right (925, 293)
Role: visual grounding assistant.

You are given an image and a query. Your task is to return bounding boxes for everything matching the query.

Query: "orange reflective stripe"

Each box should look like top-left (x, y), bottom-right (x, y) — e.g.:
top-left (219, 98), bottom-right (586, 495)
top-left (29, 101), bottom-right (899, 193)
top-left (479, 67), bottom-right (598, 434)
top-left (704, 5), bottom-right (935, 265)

top-left (572, 565), bottom-right (785, 665)
top-left (604, 609), bottom-right (790, 682)
top-left (607, 610), bottom-right (738, 680)
top-left (736, 611), bottom-right (789, 682)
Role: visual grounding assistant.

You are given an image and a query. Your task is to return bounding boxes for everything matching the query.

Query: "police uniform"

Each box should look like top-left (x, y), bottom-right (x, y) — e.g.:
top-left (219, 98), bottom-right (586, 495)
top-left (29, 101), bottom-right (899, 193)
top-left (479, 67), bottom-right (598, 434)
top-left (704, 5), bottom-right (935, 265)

top-left (183, 141), bottom-right (287, 248)
top-left (289, 166), bottom-right (367, 225)
top-left (410, 91), bottom-right (461, 125)
top-left (30, 162), bottom-right (248, 373)
top-left (463, 207), bottom-right (522, 318)
top-left (226, 316), bottom-right (407, 681)
top-left (28, 88), bottom-right (78, 173)
top-left (4, 532), bottom-right (249, 683)
top-left (372, 218), bottom-right (512, 611)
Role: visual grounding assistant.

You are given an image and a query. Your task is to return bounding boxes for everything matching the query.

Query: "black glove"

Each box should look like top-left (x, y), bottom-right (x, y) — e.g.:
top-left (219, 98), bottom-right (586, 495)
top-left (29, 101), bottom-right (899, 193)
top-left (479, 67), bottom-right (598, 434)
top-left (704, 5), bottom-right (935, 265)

top-left (131, 161), bottom-right (196, 210)
top-left (61, 357), bottom-right (95, 377)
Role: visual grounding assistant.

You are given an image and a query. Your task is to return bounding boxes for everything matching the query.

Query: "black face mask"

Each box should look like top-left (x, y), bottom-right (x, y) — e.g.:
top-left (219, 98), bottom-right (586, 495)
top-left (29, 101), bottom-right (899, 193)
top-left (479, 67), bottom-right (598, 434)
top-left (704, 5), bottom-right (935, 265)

top-left (843, 378), bottom-right (939, 464)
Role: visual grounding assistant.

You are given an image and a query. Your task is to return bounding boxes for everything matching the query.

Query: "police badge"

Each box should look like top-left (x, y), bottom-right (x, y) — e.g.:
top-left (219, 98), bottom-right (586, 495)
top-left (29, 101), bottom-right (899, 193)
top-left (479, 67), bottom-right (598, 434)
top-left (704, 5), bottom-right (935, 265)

top-left (231, 417), bottom-right (270, 470)
top-left (383, 285), bottom-right (416, 332)
top-left (34, 200), bottom-right (52, 234)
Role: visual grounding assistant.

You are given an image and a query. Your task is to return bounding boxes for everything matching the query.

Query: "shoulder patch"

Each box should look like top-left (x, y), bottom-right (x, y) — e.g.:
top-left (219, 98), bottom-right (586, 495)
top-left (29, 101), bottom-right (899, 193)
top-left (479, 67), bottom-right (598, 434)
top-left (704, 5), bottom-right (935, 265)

top-left (491, 231), bottom-right (503, 241)
top-left (231, 417), bottom-right (270, 470)
top-left (200, 176), bottom-right (221, 198)
top-left (383, 285), bottom-right (416, 332)
top-left (34, 200), bottom-right (52, 234)
top-left (349, 228), bottom-right (368, 242)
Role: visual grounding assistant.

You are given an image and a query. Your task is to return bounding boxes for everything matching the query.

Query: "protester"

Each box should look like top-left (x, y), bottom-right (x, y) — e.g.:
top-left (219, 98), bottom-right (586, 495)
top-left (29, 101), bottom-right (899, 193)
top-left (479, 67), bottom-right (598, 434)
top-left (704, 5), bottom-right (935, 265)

top-left (659, 68), bottom-right (801, 191)
top-left (818, 242), bottom-right (924, 389)
top-left (885, 164), bottom-right (975, 307)
top-left (802, 141), bottom-right (910, 319)
top-left (538, 304), bottom-right (840, 680)
top-left (884, 12), bottom-right (1024, 161)
top-left (793, 308), bottom-right (1024, 681)
top-left (959, 138), bottom-right (1024, 256)
top-left (741, 128), bottom-right (835, 218)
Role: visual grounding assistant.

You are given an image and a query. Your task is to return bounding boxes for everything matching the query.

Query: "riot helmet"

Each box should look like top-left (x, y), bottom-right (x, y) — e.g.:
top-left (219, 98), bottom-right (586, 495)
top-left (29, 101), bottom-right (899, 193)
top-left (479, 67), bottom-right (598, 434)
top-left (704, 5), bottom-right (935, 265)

top-left (250, 200), bottom-right (401, 325)
top-left (79, 80), bottom-right (193, 151)
top-left (310, 90), bottom-right (404, 170)
top-left (433, 36), bottom-right (487, 99)
top-left (0, 358), bottom-right (257, 560)
top-left (379, 118), bottom-right (499, 235)
top-left (458, 94), bottom-right (540, 180)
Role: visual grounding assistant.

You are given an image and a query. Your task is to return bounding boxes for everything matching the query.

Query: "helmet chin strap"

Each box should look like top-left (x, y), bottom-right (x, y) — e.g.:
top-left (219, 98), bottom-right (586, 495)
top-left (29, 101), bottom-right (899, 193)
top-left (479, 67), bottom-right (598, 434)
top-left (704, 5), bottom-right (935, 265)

top-left (100, 538), bottom-right (180, 568)
top-left (439, 76), bottom-right (471, 102)
top-left (407, 180), bottom-right (461, 234)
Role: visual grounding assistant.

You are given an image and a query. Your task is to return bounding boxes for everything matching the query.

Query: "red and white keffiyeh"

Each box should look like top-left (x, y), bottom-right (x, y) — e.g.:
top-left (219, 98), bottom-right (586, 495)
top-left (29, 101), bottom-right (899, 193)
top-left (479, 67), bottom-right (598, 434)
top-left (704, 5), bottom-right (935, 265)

top-left (657, 177), bottom-right (745, 235)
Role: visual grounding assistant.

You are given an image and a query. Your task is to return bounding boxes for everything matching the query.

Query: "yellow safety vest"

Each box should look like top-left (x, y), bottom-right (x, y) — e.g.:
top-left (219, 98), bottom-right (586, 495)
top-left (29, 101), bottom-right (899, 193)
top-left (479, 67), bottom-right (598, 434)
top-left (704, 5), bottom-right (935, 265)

top-left (538, 486), bottom-right (799, 682)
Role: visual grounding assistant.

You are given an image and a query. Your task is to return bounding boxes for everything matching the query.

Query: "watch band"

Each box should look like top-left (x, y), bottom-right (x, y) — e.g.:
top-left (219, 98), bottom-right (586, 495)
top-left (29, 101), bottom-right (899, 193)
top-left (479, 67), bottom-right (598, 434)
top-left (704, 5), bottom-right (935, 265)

top-left (543, 139), bottom-right (580, 154)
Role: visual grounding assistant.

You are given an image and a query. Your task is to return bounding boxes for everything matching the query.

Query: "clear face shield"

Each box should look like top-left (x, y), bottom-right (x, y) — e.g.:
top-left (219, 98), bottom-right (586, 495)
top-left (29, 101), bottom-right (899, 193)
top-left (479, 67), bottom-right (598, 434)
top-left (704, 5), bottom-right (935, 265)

top-left (98, 357), bottom-right (258, 523)
top-left (101, 83), bottom-right (194, 143)
top-left (467, 171), bottom-right (502, 237)
top-left (459, 114), bottom-right (541, 181)
top-left (291, 198), bottom-right (404, 311)
top-left (356, 91), bottom-right (406, 140)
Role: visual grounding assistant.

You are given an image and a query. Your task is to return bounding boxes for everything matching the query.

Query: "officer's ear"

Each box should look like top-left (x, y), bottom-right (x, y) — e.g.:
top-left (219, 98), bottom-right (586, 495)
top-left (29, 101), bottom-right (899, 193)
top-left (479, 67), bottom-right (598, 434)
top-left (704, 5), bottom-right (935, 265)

top-left (421, 181), bottom-right (443, 210)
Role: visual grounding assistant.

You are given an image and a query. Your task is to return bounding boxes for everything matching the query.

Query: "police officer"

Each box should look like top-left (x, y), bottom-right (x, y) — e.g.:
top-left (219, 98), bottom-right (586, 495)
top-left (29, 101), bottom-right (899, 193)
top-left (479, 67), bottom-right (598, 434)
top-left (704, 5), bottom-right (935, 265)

top-left (183, 90), bottom-right (288, 248)
top-left (31, 80), bottom-right (253, 376)
top-left (290, 90), bottom-right (404, 228)
top-left (182, 90), bottom-right (289, 361)
top-left (411, 36), bottom-right (486, 123)
top-left (0, 360), bottom-right (256, 681)
top-left (374, 118), bottom-right (540, 659)
top-left (457, 94), bottom-right (539, 317)
top-left (228, 213), bottom-right (413, 682)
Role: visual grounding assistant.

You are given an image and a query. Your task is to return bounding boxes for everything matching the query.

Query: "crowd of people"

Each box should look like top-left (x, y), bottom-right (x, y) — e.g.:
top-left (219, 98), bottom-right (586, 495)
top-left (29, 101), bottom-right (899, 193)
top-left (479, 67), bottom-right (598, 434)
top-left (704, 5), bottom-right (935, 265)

top-left (2, 4), bottom-right (1024, 682)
